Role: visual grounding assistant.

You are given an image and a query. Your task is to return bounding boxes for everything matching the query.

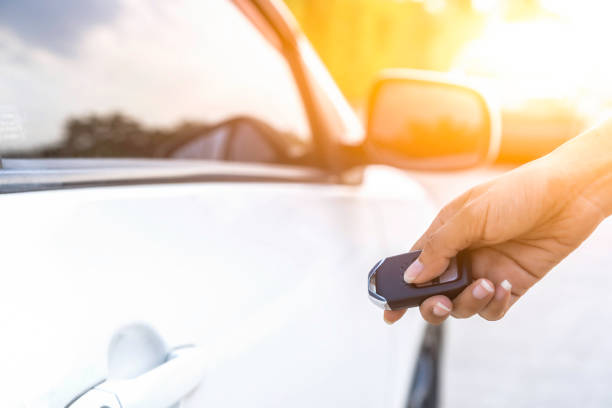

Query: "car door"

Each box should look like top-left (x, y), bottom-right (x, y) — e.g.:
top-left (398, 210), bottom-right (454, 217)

top-left (0, 1), bottom-right (433, 406)
top-left (0, 161), bottom-right (434, 407)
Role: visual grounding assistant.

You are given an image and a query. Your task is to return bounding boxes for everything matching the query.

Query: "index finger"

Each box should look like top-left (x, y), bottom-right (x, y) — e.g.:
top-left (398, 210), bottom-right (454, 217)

top-left (405, 201), bottom-right (485, 284)
top-left (410, 190), bottom-right (474, 251)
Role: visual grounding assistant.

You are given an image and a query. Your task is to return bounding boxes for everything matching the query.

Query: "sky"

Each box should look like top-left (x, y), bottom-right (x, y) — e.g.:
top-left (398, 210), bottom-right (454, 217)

top-left (0, 0), bottom-right (121, 56)
top-left (0, 0), bottom-right (310, 151)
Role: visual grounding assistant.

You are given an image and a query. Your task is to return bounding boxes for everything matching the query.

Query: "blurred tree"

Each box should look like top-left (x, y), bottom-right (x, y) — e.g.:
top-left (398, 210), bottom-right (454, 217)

top-left (11, 114), bottom-right (212, 158)
top-left (284, 0), bottom-right (485, 104)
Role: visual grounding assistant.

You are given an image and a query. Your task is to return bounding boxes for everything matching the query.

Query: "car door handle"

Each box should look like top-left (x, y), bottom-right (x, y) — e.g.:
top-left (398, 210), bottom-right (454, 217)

top-left (69, 346), bottom-right (206, 408)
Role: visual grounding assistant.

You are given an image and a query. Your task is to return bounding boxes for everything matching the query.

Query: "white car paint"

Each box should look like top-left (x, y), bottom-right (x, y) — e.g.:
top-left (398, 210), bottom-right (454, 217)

top-left (1, 164), bottom-right (436, 407)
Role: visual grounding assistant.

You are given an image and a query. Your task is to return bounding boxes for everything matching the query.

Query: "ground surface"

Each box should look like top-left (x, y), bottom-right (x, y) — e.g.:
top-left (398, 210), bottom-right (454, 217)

top-left (408, 167), bottom-right (612, 408)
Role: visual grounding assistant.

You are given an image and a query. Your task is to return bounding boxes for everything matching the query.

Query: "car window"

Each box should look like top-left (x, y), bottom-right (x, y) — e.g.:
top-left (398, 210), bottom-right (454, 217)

top-left (0, 1), bottom-right (311, 162)
top-left (227, 121), bottom-right (279, 163)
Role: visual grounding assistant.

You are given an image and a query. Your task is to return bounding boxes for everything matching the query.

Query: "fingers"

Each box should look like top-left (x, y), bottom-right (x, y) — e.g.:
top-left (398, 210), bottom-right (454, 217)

top-left (384, 296), bottom-right (454, 326)
top-left (419, 295), bottom-right (453, 325)
top-left (405, 202), bottom-right (484, 284)
top-left (410, 191), bottom-right (473, 251)
top-left (451, 278), bottom-right (495, 318)
top-left (384, 279), bottom-right (515, 325)
top-left (479, 279), bottom-right (513, 320)
top-left (383, 309), bottom-right (406, 325)
top-left (419, 278), bottom-right (497, 324)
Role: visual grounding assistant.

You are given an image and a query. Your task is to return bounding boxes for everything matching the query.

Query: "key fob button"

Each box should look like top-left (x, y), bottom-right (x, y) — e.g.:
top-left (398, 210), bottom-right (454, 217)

top-left (438, 258), bottom-right (458, 283)
top-left (368, 250), bottom-right (472, 310)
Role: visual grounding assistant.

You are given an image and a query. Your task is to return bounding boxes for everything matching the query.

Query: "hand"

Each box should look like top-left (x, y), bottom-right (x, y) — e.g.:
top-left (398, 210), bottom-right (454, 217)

top-left (384, 134), bottom-right (611, 325)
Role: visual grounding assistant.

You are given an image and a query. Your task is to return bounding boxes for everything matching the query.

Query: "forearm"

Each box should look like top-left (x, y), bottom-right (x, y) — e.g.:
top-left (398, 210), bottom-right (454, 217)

top-left (546, 117), bottom-right (612, 218)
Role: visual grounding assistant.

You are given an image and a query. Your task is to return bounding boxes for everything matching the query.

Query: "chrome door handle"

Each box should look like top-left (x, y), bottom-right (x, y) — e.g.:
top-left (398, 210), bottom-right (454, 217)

top-left (69, 346), bottom-right (206, 408)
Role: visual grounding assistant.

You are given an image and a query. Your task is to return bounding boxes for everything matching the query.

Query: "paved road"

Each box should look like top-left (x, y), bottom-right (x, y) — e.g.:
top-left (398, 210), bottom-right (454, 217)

top-left (408, 168), bottom-right (612, 407)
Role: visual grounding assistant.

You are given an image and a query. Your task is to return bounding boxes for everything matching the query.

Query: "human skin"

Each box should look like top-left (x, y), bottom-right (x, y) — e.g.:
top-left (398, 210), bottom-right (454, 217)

top-left (384, 116), bottom-right (612, 325)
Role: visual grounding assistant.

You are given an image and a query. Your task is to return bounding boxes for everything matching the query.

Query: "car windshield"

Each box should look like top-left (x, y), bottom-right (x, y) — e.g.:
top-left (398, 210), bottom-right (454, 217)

top-left (0, 1), bottom-right (311, 161)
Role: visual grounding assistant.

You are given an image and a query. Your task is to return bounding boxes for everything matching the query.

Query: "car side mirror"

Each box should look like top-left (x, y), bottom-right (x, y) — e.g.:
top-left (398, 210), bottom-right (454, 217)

top-left (365, 69), bottom-right (500, 170)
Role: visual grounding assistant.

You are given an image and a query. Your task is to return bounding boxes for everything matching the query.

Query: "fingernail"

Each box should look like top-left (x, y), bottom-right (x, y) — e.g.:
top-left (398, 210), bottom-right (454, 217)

top-left (501, 279), bottom-right (512, 291)
top-left (433, 301), bottom-right (451, 317)
top-left (497, 279), bottom-right (512, 300)
top-left (403, 259), bottom-right (424, 283)
top-left (473, 279), bottom-right (494, 299)
top-left (383, 316), bottom-right (394, 325)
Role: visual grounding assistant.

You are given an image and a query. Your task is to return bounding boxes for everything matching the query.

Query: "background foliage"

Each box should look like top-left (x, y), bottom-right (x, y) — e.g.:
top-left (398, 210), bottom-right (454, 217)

top-left (284, 0), bottom-right (546, 103)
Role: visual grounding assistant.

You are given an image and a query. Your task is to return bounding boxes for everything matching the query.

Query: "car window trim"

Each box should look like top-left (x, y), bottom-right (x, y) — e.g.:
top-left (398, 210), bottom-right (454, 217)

top-left (0, 159), bottom-right (336, 194)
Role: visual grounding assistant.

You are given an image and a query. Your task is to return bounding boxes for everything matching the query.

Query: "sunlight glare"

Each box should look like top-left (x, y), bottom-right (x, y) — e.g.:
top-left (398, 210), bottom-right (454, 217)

top-left (453, 1), bottom-right (612, 120)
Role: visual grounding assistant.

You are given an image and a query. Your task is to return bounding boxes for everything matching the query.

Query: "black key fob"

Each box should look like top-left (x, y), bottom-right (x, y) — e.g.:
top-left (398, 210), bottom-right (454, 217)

top-left (367, 250), bottom-right (472, 310)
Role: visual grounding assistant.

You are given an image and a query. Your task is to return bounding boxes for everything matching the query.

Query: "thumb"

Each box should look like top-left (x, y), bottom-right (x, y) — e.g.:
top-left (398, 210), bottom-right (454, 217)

top-left (404, 204), bottom-right (482, 284)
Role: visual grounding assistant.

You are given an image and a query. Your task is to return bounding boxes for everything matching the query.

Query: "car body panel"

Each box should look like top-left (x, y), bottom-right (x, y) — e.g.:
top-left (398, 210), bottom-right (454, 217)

top-left (1, 164), bottom-right (435, 407)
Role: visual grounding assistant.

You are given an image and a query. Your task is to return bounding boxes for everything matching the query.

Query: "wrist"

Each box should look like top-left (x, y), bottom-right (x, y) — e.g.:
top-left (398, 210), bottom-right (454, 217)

top-left (549, 117), bottom-right (612, 218)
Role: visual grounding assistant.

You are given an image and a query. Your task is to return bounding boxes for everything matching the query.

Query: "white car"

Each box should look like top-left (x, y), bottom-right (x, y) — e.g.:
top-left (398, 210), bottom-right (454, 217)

top-left (0, 1), bottom-right (498, 407)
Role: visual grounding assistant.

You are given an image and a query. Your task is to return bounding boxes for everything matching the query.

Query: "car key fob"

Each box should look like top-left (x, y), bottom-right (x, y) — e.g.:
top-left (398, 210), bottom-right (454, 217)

top-left (368, 250), bottom-right (472, 310)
